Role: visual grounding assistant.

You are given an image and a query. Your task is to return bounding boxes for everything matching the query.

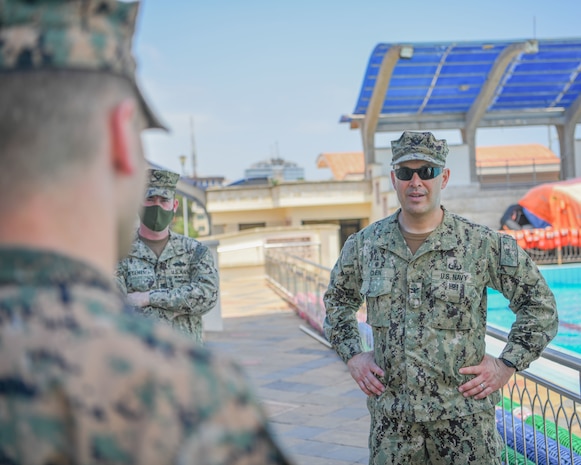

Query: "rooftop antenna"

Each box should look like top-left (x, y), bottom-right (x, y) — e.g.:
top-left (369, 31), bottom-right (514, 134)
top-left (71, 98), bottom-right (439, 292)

top-left (190, 116), bottom-right (198, 179)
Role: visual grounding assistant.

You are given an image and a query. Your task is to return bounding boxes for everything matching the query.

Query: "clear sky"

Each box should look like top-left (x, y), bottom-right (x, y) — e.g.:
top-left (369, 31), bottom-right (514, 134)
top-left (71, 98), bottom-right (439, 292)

top-left (134, 0), bottom-right (581, 182)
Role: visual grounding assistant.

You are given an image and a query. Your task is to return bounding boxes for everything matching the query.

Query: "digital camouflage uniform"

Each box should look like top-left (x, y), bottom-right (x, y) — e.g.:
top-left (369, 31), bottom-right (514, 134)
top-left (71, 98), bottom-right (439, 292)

top-left (324, 131), bottom-right (558, 465)
top-left (116, 231), bottom-right (219, 344)
top-left (115, 169), bottom-right (220, 344)
top-left (0, 249), bottom-right (292, 465)
top-left (0, 1), bottom-right (292, 464)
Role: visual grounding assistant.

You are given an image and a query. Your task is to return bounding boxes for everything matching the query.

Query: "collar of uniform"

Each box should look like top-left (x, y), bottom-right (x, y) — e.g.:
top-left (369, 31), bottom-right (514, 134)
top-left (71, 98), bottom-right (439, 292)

top-left (164, 230), bottom-right (188, 257)
top-left (0, 247), bottom-right (117, 291)
top-left (374, 212), bottom-right (400, 248)
top-left (428, 207), bottom-right (458, 251)
top-left (131, 231), bottom-right (161, 263)
top-left (131, 230), bottom-right (188, 262)
top-left (375, 207), bottom-right (457, 252)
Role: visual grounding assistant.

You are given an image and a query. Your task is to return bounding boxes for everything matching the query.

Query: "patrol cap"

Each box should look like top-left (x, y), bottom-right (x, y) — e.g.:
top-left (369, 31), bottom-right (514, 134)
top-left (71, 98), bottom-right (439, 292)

top-left (0, 0), bottom-right (166, 130)
top-left (146, 169), bottom-right (179, 199)
top-left (391, 131), bottom-right (448, 167)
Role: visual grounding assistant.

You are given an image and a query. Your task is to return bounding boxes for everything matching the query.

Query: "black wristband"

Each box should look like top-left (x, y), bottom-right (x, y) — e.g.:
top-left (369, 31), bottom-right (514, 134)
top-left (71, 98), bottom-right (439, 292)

top-left (500, 357), bottom-right (516, 369)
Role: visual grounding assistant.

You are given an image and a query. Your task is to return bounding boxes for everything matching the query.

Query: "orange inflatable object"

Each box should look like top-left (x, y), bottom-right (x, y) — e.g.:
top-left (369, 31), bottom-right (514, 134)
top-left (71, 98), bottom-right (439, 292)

top-left (571, 228), bottom-right (580, 247)
top-left (501, 178), bottom-right (581, 250)
top-left (518, 177), bottom-right (581, 230)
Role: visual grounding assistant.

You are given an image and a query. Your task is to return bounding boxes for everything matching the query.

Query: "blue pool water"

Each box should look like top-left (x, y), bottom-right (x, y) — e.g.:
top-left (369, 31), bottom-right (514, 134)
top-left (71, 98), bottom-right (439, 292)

top-left (487, 264), bottom-right (581, 355)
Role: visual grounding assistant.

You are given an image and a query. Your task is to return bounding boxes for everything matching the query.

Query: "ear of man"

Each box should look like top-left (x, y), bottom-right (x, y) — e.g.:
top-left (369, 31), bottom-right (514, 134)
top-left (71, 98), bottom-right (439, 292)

top-left (110, 99), bottom-right (141, 176)
top-left (440, 167), bottom-right (451, 189)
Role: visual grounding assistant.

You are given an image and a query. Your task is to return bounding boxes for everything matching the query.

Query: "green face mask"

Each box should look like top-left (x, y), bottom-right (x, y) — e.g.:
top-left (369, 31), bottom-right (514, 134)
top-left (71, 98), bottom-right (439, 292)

top-left (139, 205), bottom-right (174, 232)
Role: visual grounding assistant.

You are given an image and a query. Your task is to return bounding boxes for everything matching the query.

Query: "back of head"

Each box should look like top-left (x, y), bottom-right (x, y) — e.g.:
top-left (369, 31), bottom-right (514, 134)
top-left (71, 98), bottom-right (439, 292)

top-left (0, 0), bottom-right (164, 197)
top-left (0, 71), bottom-right (134, 196)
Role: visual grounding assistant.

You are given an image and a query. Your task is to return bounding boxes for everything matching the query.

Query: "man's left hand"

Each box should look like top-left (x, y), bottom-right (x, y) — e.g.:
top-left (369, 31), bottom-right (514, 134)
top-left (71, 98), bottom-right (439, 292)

top-left (126, 291), bottom-right (150, 308)
top-left (458, 354), bottom-right (516, 400)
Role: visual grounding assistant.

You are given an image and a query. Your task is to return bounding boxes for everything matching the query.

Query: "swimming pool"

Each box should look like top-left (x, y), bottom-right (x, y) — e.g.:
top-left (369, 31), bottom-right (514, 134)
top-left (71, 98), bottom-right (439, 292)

top-left (487, 263), bottom-right (581, 355)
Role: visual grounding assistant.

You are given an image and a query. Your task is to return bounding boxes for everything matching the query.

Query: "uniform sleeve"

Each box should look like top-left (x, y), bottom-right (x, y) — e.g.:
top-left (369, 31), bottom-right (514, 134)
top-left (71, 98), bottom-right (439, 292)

top-left (323, 234), bottom-right (365, 363)
top-left (176, 355), bottom-right (295, 465)
top-left (488, 234), bottom-right (559, 371)
top-left (149, 244), bottom-right (219, 317)
top-left (114, 260), bottom-right (128, 295)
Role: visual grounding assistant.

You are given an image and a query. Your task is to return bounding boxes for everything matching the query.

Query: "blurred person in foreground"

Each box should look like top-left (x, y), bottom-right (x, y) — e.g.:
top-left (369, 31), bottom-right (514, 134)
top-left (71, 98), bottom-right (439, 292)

top-left (116, 168), bottom-right (219, 344)
top-left (323, 131), bottom-right (558, 465)
top-left (0, 1), bottom-right (293, 464)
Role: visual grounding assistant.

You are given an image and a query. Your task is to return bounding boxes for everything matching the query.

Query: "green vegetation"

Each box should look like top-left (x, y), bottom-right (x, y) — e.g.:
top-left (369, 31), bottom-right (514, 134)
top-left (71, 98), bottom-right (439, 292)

top-left (170, 194), bottom-right (199, 238)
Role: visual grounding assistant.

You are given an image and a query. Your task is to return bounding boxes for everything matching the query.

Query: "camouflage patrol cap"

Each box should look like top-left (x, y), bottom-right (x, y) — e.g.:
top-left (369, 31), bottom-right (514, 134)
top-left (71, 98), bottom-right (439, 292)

top-left (0, 0), bottom-right (166, 130)
top-left (391, 131), bottom-right (448, 167)
top-left (146, 169), bottom-right (179, 199)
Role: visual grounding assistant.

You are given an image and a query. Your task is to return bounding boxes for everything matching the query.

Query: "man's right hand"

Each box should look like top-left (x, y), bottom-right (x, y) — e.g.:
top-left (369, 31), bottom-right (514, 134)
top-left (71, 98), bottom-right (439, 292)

top-left (126, 291), bottom-right (150, 308)
top-left (347, 351), bottom-right (385, 396)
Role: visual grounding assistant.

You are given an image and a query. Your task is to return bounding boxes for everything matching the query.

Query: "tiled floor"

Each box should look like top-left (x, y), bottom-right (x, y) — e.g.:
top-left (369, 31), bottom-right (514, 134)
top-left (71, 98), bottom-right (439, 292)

top-left (205, 265), bottom-right (370, 465)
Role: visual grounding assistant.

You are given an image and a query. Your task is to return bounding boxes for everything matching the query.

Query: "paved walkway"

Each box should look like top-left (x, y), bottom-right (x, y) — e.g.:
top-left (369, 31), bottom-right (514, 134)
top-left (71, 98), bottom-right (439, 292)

top-left (205, 265), bottom-right (370, 465)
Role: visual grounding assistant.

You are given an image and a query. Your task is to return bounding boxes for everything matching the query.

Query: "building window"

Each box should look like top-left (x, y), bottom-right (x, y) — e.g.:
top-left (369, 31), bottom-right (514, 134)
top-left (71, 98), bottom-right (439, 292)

top-left (239, 222), bottom-right (266, 231)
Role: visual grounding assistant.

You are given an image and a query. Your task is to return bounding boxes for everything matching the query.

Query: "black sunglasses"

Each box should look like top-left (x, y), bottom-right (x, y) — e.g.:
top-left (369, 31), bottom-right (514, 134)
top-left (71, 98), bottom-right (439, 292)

top-left (394, 166), bottom-right (443, 181)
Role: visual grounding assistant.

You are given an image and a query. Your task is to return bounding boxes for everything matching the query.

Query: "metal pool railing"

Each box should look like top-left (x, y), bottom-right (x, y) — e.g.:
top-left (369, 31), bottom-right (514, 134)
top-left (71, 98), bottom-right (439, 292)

top-left (265, 249), bottom-right (581, 465)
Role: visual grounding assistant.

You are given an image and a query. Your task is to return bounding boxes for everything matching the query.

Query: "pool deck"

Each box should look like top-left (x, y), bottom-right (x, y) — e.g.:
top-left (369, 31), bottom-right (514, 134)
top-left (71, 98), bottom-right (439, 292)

top-left (205, 265), bottom-right (370, 465)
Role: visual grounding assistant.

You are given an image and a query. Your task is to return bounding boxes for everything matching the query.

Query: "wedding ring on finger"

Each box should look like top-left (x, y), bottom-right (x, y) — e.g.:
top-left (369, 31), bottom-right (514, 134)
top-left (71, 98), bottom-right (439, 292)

top-left (480, 382), bottom-right (486, 390)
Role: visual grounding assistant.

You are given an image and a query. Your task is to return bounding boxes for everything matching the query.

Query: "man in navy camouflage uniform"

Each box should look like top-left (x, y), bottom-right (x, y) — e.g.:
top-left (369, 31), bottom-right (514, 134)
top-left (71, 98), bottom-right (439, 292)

top-left (324, 131), bottom-right (558, 464)
top-left (115, 168), bottom-right (219, 344)
top-left (0, 1), bottom-right (293, 464)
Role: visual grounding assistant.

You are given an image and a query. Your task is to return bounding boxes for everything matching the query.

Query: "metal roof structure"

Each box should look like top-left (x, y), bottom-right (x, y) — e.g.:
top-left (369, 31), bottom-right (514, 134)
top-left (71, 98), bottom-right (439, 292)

top-left (342, 38), bottom-right (581, 181)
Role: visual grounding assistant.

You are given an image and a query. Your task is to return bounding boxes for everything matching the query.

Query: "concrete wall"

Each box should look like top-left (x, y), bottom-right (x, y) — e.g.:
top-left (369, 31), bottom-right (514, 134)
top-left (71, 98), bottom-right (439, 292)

top-left (286, 204), bottom-right (369, 227)
top-left (210, 204), bottom-right (370, 234)
top-left (207, 224), bottom-right (341, 269)
top-left (207, 180), bottom-right (372, 234)
top-left (446, 144), bottom-right (472, 187)
top-left (441, 185), bottom-right (529, 229)
top-left (211, 210), bottom-right (286, 233)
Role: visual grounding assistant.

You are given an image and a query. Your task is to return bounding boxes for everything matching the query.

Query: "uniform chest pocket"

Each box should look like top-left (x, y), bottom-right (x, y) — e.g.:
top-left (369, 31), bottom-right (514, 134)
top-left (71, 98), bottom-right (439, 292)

top-left (430, 272), bottom-right (475, 330)
top-left (361, 269), bottom-right (394, 327)
top-left (166, 268), bottom-right (190, 287)
top-left (127, 270), bottom-right (156, 292)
